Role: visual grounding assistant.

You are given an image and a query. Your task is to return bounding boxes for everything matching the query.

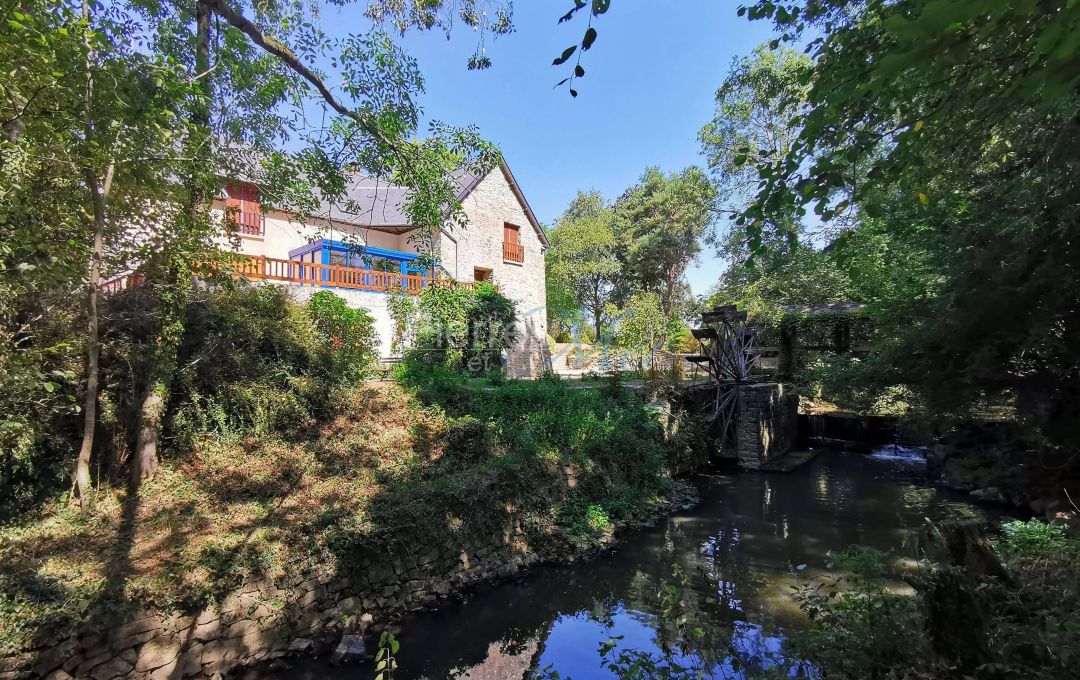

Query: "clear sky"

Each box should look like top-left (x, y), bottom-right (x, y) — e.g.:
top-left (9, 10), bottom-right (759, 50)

top-left (327, 2), bottom-right (779, 295)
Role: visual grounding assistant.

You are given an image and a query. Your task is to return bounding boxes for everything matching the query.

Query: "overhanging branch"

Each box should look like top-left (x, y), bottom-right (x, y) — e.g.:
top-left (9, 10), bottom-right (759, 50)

top-left (197, 0), bottom-right (400, 154)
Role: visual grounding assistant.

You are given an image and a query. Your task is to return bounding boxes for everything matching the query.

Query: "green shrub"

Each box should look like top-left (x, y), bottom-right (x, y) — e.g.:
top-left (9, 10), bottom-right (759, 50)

top-left (995, 519), bottom-right (1080, 560)
top-left (463, 283), bottom-right (517, 375)
top-left (393, 361), bottom-right (674, 544)
top-left (390, 282), bottom-right (518, 375)
top-left (307, 290), bottom-right (379, 383)
top-left (786, 546), bottom-right (935, 679)
top-left (0, 290), bottom-right (81, 518)
top-left (100, 285), bottom-right (379, 458)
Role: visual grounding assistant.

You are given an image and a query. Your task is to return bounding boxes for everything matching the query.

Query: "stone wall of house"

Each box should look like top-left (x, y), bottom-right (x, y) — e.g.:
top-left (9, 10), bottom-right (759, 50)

top-left (447, 168), bottom-right (550, 377)
top-left (735, 383), bottom-right (799, 469)
top-left (6, 520), bottom-right (558, 680)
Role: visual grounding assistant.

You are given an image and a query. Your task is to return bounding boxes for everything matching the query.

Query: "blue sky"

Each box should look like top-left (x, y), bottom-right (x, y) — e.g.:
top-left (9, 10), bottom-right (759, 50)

top-left (327, 2), bottom-right (778, 295)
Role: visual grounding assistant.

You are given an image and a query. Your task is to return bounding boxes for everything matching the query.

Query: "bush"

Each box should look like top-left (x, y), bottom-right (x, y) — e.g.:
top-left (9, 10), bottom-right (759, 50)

top-left (0, 289), bottom-right (82, 519)
top-left (307, 290), bottom-right (379, 383)
top-left (779, 527), bottom-right (1080, 680)
top-left (463, 283), bottom-right (517, 375)
top-left (101, 285), bottom-right (379, 457)
top-left (786, 546), bottom-right (938, 679)
top-left (390, 281), bottom-right (517, 375)
top-left (995, 519), bottom-right (1080, 561)
top-left (393, 358), bottom-right (674, 536)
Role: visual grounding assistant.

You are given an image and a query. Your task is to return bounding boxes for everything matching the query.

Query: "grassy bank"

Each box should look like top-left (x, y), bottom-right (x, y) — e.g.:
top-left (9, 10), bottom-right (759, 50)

top-left (0, 373), bottom-right (685, 658)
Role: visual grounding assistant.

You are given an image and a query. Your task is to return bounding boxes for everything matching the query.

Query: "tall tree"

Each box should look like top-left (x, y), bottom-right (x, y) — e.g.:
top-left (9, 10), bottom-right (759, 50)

top-left (699, 44), bottom-right (812, 249)
top-left (546, 191), bottom-right (621, 342)
top-left (739, 0), bottom-right (1080, 439)
top-left (1, 0), bottom-right (192, 504)
top-left (615, 167), bottom-right (716, 317)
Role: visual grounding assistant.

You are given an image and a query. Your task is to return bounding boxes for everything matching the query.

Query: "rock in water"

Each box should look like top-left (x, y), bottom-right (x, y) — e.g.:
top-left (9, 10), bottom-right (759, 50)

top-left (330, 635), bottom-right (367, 664)
top-left (969, 486), bottom-right (1006, 504)
top-left (287, 638), bottom-right (313, 653)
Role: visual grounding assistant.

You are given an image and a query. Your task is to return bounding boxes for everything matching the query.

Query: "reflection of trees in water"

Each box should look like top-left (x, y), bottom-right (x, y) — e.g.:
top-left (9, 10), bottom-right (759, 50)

top-left (450, 635), bottom-right (543, 680)
top-left (391, 457), bottom-right (1002, 680)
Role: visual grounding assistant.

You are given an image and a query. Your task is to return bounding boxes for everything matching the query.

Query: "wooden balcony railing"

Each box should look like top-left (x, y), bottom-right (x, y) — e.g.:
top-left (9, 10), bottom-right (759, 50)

top-left (100, 257), bottom-right (486, 296)
top-left (99, 273), bottom-right (146, 294)
top-left (227, 210), bottom-right (264, 236)
top-left (236, 256), bottom-right (486, 295)
top-left (503, 241), bottom-right (524, 263)
top-left (235, 256), bottom-right (434, 294)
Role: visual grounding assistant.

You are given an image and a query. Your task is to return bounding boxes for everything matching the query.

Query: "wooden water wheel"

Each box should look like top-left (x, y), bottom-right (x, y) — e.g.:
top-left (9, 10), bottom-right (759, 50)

top-left (684, 305), bottom-right (759, 452)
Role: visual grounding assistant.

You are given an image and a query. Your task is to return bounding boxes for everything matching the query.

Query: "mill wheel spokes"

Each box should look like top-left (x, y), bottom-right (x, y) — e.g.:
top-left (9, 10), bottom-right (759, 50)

top-left (689, 305), bottom-right (758, 452)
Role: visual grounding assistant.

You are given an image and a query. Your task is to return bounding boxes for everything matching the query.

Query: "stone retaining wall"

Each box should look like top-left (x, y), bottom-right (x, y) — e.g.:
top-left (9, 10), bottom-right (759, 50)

top-left (4, 522), bottom-right (564, 680)
top-left (735, 383), bottom-right (799, 469)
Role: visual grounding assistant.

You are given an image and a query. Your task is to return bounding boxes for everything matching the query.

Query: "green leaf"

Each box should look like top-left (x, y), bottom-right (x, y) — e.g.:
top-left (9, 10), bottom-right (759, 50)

top-left (552, 45), bottom-right (577, 65)
top-left (575, 64), bottom-right (585, 77)
top-left (592, 0), bottom-right (611, 15)
top-left (582, 27), bottom-right (598, 50)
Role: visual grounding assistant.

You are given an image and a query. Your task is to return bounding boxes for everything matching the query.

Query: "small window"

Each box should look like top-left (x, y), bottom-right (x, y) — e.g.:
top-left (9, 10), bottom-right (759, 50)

top-left (225, 183), bottom-right (263, 236)
top-left (474, 267), bottom-right (493, 282)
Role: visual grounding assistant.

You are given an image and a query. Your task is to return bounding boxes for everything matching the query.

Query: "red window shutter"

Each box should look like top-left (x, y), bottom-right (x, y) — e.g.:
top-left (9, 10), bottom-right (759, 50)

top-left (225, 183), bottom-right (262, 235)
top-left (504, 223), bottom-right (520, 244)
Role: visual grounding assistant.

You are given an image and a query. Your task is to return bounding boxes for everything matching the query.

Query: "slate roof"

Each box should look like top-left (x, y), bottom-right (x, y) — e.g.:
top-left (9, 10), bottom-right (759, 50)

top-left (317, 166), bottom-right (479, 231)
top-left (219, 141), bottom-right (547, 246)
top-left (312, 162), bottom-right (548, 246)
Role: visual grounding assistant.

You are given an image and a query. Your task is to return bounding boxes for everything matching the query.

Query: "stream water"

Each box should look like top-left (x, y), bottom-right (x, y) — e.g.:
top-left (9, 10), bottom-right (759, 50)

top-left (255, 451), bottom-right (1005, 680)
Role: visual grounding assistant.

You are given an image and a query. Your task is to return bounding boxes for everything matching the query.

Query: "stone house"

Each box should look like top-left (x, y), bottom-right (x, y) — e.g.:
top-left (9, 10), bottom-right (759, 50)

top-left (107, 161), bottom-right (551, 377)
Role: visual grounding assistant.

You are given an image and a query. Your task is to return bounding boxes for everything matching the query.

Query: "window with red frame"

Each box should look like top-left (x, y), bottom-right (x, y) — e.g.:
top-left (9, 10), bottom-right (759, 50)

top-left (225, 183), bottom-right (263, 236)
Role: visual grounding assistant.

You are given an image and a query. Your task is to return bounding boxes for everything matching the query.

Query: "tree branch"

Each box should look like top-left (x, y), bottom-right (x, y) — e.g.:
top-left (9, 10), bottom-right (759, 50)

top-left (197, 0), bottom-right (398, 153)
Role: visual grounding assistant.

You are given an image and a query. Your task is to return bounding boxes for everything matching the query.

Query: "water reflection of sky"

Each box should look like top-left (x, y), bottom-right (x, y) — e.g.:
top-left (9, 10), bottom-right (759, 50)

top-left (536, 607), bottom-right (801, 680)
top-left (262, 453), bottom-right (1005, 680)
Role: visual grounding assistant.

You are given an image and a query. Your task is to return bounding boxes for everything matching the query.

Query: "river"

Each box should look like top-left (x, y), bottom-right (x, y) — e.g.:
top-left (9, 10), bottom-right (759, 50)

top-left (252, 450), bottom-right (1004, 680)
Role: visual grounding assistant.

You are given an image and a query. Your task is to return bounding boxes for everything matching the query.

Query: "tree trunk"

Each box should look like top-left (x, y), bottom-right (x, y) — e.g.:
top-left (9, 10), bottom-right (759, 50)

top-left (132, 385), bottom-right (165, 479)
top-left (74, 0), bottom-right (112, 509)
top-left (591, 281), bottom-right (602, 342)
top-left (131, 1), bottom-right (212, 485)
top-left (75, 168), bottom-right (109, 507)
top-left (778, 321), bottom-right (796, 382)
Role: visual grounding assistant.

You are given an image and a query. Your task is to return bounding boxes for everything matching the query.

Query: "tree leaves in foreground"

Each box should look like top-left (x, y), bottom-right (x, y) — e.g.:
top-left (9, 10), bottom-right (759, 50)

top-left (734, 0), bottom-right (1080, 441)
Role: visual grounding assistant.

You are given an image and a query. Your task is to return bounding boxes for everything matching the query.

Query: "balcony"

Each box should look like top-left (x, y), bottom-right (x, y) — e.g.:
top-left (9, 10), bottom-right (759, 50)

top-left (238, 255), bottom-right (436, 294)
top-left (225, 183), bottom-right (264, 236)
top-left (99, 273), bottom-right (146, 294)
top-left (503, 241), bottom-right (524, 263)
top-left (228, 209), bottom-right (264, 236)
top-left (100, 240), bottom-right (488, 297)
